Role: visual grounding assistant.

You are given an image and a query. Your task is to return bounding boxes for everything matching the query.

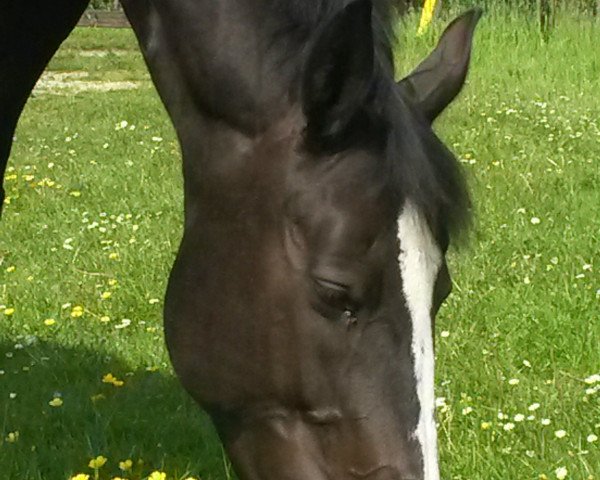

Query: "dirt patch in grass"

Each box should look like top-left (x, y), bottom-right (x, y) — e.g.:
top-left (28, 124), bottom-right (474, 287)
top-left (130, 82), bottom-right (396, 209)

top-left (33, 70), bottom-right (140, 95)
top-left (77, 49), bottom-right (130, 58)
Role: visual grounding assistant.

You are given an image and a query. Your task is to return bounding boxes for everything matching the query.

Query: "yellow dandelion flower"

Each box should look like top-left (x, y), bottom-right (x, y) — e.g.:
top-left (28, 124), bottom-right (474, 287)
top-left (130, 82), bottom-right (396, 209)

top-left (101, 291), bottom-right (112, 300)
top-left (108, 252), bottom-right (119, 260)
top-left (112, 477), bottom-right (127, 480)
top-left (44, 318), bottom-right (56, 326)
top-left (70, 474), bottom-right (90, 480)
top-left (148, 471), bottom-right (167, 480)
top-left (88, 455), bottom-right (108, 469)
top-left (71, 306), bottom-right (84, 318)
top-left (6, 265), bottom-right (15, 272)
top-left (49, 397), bottom-right (63, 407)
top-left (119, 459), bottom-right (133, 471)
top-left (4, 307), bottom-right (15, 316)
top-left (6, 431), bottom-right (19, 443)
top-left (480, 421), bottom-right (491, 430)
top-left (108, 279), bottom-right (118, 286)
top-left (100, 316), bottom-right (111, 323)
top-left (102, 373), bottom-right (124, 387)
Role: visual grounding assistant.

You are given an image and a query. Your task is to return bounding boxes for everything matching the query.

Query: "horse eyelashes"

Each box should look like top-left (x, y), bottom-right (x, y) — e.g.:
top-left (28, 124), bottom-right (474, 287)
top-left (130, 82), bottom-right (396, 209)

top-left (313, 278), bottom-right (359, 319)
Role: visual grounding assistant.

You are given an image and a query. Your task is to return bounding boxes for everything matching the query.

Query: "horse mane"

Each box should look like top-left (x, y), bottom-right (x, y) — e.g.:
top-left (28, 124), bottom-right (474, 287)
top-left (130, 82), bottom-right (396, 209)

top-left (273, 0), bottom-right (396, 26)
top-left (271, 0), bottom-right (395, 69)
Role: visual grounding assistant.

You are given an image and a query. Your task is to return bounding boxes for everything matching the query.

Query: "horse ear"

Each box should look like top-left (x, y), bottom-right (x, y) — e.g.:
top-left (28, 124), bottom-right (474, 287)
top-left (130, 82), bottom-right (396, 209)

top-left (302, 0), bottom-right (374, 150)
top-left (397, 8), bottom-right (482, 123)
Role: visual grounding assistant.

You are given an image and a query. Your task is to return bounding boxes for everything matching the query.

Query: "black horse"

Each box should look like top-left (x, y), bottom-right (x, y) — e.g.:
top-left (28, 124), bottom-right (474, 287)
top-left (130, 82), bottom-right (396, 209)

top-left (0, 1), bottom-right (481, 478)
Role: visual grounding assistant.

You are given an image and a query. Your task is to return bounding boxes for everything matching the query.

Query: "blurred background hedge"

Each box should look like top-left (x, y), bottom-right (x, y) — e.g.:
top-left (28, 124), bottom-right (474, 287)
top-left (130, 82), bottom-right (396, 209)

top-left (88, 0), bottom-right (599, 15)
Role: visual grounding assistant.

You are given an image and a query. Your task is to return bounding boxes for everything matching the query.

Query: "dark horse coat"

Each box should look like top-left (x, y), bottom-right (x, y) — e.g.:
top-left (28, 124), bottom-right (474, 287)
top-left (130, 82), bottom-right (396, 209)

top-left (0, 1), bottom-right (481, 478)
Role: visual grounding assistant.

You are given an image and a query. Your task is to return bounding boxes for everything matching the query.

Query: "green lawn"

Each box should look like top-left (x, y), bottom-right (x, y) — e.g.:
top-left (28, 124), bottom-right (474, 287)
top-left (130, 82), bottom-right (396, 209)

top-left (1, 9), bottom-right (598, 480)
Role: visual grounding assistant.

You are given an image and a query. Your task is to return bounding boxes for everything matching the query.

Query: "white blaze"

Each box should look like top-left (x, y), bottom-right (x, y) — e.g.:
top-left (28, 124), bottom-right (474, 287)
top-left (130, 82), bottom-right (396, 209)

top-left (397, 200), bottom-right (442, 480)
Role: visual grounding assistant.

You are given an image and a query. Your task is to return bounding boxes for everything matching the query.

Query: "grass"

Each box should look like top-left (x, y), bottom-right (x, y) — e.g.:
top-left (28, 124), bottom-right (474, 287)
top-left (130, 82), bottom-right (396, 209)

top-left (1, 8), bottom-right (598, 480)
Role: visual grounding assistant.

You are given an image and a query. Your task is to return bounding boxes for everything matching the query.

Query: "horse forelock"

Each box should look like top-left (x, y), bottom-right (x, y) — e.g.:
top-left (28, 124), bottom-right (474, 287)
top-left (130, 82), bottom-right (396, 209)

top-left (269, 0), bottom-right (470, 245)
top-left (382, 92), bottom-right (472, 246)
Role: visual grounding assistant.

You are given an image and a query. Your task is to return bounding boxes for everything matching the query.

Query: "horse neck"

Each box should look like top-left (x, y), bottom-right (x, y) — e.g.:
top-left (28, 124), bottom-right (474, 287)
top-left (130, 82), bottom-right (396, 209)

top-left (120, 0), bottom-right (323, 227)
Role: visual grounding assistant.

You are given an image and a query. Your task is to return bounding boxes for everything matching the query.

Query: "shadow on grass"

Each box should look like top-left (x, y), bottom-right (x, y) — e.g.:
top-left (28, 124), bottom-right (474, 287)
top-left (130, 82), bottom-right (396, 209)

top-left (0, 340), bottom-right (230, 480)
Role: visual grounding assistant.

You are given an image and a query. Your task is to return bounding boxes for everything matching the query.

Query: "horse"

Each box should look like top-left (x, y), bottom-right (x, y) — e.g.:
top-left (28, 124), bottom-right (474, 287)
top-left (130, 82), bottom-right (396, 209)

top-left (0, 1), bottom-right (481, 478)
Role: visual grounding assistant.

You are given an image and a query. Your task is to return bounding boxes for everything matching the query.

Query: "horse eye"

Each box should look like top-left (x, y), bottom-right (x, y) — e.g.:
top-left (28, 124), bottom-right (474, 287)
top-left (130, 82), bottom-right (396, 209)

top-left (313, 278), bottom-right (357, 316)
